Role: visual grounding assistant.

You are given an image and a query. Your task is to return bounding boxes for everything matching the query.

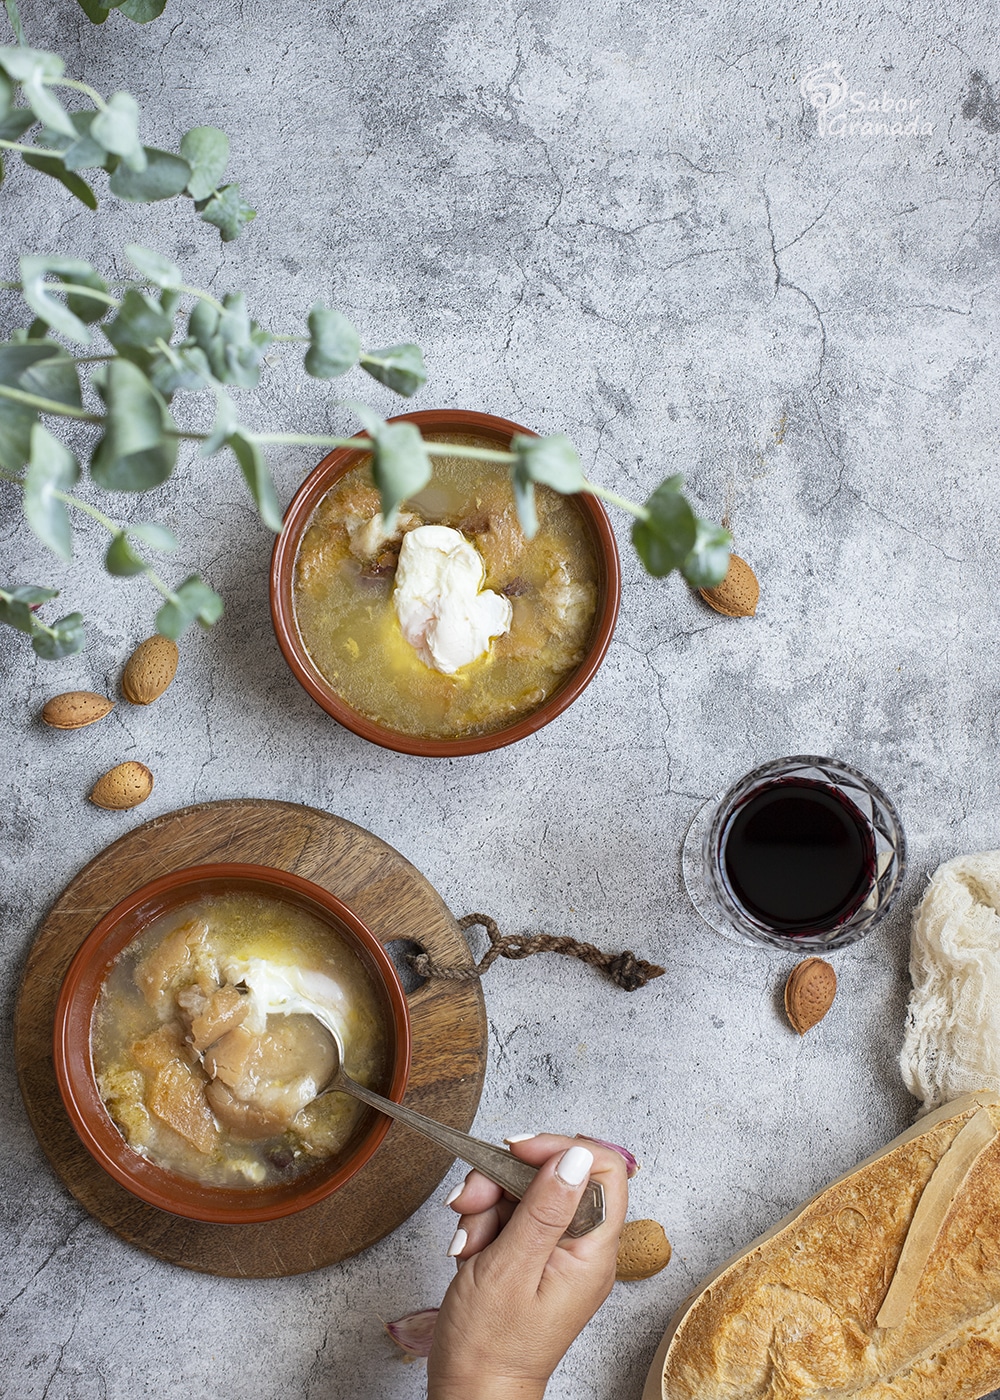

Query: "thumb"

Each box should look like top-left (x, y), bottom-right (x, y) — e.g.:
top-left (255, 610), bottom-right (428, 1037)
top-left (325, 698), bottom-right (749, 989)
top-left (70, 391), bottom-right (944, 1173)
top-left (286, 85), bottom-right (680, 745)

top-left (494, 1144), bottom-right (595, 1282)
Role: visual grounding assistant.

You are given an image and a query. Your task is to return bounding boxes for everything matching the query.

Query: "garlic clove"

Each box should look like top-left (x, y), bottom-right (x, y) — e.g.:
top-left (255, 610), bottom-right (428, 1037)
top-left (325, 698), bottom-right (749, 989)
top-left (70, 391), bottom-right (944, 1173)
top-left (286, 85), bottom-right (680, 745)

top-left (385, 1308), bottom-right (438, 1360)
top-left (579, 1136), bottom-right (641, 1178)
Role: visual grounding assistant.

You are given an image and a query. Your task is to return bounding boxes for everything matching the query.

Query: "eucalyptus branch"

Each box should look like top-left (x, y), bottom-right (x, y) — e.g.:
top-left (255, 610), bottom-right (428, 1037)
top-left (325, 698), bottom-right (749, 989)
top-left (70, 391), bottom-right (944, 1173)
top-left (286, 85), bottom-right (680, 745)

top-left (0, 383), bottom-right (104, 421)
top-left (583, 483), bottom-right (650, 521)
top-left (246, 432), bottom-right (516, 465)
top-left (53, 490), bottom-right (176, 601)
top-left (2, 245), bottom-right (730, 658)
top-left (176, 284), bottom-right (227, 314)
top-left (0, 41), bottom-right (254, 241)
top-left (0, 138), bottom-right (64, 157)
top-left (44, 76), bottom-right (108, 109)
top-left (52, 488), bottom-right (119, 533)
top-left (0, 581), bottom-right (82, 658)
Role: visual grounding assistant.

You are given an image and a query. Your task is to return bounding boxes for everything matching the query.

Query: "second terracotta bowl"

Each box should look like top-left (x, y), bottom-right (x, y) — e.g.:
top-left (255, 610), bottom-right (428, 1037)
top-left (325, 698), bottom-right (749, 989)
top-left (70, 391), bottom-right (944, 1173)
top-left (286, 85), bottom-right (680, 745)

top-left (270, 408), bottom-right (621, 757)
top-left (53, 864), bottom-right (411, 1224)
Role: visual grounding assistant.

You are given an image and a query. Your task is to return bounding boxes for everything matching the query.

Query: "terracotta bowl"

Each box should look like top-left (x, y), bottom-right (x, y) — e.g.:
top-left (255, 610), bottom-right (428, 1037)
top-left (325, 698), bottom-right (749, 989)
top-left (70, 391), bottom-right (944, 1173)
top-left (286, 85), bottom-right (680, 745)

top-left (53, 864), bottom-right (411, 1224)
top-left (270, 408), bottom-right (621, 756)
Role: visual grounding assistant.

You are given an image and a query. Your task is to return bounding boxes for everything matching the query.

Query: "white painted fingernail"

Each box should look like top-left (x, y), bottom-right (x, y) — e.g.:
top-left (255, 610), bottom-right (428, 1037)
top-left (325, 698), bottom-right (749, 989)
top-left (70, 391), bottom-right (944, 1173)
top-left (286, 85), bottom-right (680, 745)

top-left (504, 1133), bottom-right (536, 1144)
top-left (446, 1226), bottom-right (467, 1257)
top-left (555, 1145), bottom-right (594, 1187)
top-left (444, 1183), bottom-right (463, 1207)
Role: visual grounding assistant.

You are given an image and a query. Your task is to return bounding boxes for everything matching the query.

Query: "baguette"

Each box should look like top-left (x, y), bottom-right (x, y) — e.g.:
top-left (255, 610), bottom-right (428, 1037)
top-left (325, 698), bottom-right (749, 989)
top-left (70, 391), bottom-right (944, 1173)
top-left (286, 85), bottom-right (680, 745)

top-left (644, 1092), bottom-right (1000, 1400)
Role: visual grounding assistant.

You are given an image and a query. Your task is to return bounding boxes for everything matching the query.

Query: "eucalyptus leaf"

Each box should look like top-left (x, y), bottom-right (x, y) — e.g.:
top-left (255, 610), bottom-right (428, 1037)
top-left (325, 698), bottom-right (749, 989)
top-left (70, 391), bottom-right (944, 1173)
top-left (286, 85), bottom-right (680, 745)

top-left (198, 182), bottom-right (256, 241)
top-left (65, 268), bottom-right (109, 324)
top-left (217, 292), bottom-right (252, 348)
top-left (109, 144), bottom-right (189, 201)
top-left (0, 597), bottom-right (36, 634)
top-left (103, 287), bottom-right (173, 356)
top-left (0, 71), bottom-right (13, 115)
top-left (187, 297), bottom-right (218, 350)
top-left (74, 0), bottom-right (113, 21)
top-left (0, 107), bottom-right (34, 142)
top-left (34, 123), bottom-right (74, 154)
top-left (195, 292), bottom-right (271, 388)
top-left (156, 574), bottom-right (223, 640)
top-left (0, 342), bottom-right (81, 476)
top-left (22, 70), bottom-right (76, 138)
top-left (2, 0), bottom-right (26, 44)
top-left (37, 111), bottom-right (114, 169)
top-left (19, 255), bottom-right (102, 343)
top-left (364, 418), bottom-right (431, 530)
top-left (104, 531), bottom-right (146, 576)
top-left (510, 469), bottom-right (539, 540)
top-left (360, 343), bottom-right (426, 397)
top-left (304, 304), bottom-right (360, 379)
top-left (17, 585), bottom-right (60, 605)
top-left (179, 125), bottom-right (229, 201)
top-left (201, 387), bottom-right (237, 456)
top-left (31, 611), bottom-right (85, 659)
top-left (24, 423), bottom-right (79, 561)
top-left (20, 152), bottom-right (98, 210)
top-left (229, 432), bottom-right (282, 531)
top-left (114, 0), bottom-right (168, 21)
top-left (1, 582), bottom-right (59, 615)
top-left (349, 401), bottom-right (381, 438)
top-left (148, 343), bottom-right (210, 397)
top-left (511, 433), bottom-right (586, 493)
top-left (91, 358), bottom-right (178, 490)
top-left (680, 517), bottom-right (731, 589)
top-left (631, 477), bottom-right (698, 577)
top-left (18, 346), bottom-right (84, 407)
top-left (0, 341), bottom-right (63, 389)
top-left (125, 244), bottom-right (181, 289)
top-left (59, 109), bottom-right (117, 171)
top-left (0, 583), bottom-right (57, 633)
top-left (0, 347), bottom-right (49, 475)
top-left (0, 45), bottom-right (62, 80)
top-left (129, 521), bottom-right (176, 551)
top-left (90, 92), bottom-right (145, 170)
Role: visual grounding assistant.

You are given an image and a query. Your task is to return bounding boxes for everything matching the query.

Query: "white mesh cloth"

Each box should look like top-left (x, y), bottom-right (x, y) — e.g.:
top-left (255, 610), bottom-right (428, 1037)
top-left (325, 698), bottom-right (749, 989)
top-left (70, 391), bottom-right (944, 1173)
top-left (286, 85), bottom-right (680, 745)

top-left (900, 849), bottom-right (1000, 1115)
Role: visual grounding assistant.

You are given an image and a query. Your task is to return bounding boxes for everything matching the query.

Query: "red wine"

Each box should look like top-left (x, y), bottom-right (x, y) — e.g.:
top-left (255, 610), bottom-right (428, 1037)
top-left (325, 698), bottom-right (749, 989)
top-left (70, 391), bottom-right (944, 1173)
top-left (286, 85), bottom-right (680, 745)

top-left (720, 778), bottom-right (876, 934)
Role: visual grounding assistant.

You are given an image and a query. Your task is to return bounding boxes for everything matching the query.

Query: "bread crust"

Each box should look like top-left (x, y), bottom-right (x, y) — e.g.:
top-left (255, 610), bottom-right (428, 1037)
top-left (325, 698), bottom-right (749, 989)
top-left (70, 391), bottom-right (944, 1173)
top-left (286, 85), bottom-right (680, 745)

top-left (645, 1093), bottom-right (1000, 1400)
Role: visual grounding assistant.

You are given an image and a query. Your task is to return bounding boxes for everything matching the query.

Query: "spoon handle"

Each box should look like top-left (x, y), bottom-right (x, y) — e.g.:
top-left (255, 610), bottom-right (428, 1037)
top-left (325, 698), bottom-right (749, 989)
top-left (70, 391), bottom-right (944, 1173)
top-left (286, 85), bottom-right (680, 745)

top-left (339, 1076), bottom-right (605, 1238)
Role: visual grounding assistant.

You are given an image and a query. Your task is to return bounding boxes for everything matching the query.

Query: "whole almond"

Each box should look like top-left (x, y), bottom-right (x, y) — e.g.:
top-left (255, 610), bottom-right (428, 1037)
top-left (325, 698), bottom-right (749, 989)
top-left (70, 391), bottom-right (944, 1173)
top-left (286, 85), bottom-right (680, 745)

top-left (122, 635), bottom-right (178, 705)
top-left (699, 553), bottom-right (759, 618)
top-left (41, 691), bottom-right (114, 730)
top-left (615, 1219), bottom-right (672, 1281)
top-left (784, 957), bottom-right (837, 1034)
top-left (89, 761), bottom-right (154, 811)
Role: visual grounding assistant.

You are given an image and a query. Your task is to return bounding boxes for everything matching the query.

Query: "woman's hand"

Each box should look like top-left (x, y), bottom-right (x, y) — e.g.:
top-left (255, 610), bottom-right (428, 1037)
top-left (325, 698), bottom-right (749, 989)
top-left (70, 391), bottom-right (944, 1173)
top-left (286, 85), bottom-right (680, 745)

top-left (427, 1134), bottom-right (629, 1400)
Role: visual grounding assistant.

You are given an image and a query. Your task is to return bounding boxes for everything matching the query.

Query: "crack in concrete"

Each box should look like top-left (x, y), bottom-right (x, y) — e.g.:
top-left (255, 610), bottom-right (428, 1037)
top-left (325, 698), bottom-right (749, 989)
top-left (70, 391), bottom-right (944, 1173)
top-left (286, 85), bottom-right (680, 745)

top-left (0, 1213), bottom-right (88, 1323)
top-left (845, 485), bottom-right (967, 564)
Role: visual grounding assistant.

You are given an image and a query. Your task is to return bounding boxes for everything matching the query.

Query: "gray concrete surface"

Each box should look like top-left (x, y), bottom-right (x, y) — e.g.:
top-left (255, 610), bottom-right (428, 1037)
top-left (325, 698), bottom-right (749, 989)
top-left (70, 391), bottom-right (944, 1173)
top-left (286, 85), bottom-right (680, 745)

top-left (2, 2), bottom-right (999, 1397)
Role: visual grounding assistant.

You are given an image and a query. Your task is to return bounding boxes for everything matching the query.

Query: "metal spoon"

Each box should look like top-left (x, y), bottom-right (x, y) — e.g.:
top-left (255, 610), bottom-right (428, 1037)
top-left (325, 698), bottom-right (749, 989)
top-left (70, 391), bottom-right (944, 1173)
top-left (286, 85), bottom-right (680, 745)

top-left (311, 1020), bottom-right (605, 1238)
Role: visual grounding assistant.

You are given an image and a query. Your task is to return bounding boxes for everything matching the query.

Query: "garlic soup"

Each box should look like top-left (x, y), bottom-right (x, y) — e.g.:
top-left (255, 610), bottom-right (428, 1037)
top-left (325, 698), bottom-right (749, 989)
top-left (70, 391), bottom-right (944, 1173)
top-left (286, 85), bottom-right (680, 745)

top-left (92, 890), bottom-right (388, 1189)
top-left (291, 433), bottom-right (600, 740)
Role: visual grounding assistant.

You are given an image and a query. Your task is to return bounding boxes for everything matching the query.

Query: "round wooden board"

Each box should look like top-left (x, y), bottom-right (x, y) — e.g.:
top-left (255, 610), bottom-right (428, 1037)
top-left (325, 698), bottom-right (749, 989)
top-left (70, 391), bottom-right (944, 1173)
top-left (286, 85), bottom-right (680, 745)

top-left (14, 799), bottom-right (488, 1278)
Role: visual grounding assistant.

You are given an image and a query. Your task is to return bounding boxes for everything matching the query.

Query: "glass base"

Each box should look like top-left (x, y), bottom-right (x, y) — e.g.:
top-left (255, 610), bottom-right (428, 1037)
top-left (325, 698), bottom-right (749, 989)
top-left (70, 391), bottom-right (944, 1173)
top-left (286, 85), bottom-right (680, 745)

top-left (682, 796), bottom-right (761, 949)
